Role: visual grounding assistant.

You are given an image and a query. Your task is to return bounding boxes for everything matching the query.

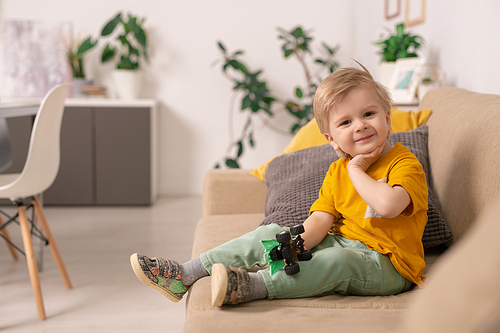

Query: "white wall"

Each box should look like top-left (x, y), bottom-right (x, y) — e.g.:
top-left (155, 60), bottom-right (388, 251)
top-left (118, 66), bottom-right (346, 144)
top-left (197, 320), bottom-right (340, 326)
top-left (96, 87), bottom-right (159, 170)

top-left (1, 1), bottom-right (499, 196)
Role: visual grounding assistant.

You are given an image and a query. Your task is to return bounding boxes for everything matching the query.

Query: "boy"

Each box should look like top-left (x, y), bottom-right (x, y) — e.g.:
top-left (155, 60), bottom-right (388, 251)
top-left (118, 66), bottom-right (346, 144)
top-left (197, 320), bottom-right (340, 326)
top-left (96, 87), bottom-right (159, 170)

top-left (130, 64), bottom-right (428, 306)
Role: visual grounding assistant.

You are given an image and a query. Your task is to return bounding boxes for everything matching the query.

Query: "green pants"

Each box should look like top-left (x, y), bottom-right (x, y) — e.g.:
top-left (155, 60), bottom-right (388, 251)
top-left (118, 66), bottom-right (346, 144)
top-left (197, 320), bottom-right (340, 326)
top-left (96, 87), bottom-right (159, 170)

top-left (200, 224), bottom-right (411, 299)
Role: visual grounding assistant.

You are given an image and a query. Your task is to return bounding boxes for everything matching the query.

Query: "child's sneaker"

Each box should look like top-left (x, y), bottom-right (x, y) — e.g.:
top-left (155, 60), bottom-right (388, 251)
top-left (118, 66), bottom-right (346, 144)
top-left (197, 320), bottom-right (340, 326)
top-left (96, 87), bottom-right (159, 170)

top-left (130, 253), bottom-right (188, 302)
top-left (211, 263), bottom-right (251, 306)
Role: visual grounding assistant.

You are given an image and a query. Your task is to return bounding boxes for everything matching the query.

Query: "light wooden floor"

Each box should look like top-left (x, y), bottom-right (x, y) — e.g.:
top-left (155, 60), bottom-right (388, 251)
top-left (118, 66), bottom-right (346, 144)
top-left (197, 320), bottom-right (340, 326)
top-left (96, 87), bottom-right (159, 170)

top-left (0, 196), bottom-right (202, 332)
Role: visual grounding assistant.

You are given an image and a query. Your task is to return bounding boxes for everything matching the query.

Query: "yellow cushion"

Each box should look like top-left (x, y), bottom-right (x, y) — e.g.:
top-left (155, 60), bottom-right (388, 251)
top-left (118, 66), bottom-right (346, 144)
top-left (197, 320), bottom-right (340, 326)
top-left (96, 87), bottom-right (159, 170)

top-left (250, 107), bottom-right (432, 181)
top-left (391, 108), bottom-right (432, 133)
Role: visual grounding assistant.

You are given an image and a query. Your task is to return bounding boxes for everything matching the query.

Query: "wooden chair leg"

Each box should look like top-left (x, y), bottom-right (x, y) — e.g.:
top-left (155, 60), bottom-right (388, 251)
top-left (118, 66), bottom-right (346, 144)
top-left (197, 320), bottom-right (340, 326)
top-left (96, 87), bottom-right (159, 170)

top-left (1, 215), bottom-right (19, 260)
top-left (2, 227), bottom-right (19, 260)
top-left (32, 198), bottom-right (72, 289)
top-left (18, 205), bottom-right (46, 320)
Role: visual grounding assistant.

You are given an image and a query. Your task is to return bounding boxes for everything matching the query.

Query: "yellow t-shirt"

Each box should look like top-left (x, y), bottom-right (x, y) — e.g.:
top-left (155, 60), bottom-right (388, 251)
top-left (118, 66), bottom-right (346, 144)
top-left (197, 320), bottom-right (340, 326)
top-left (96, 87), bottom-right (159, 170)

top-left (309, 143), bottom-right (428, 286)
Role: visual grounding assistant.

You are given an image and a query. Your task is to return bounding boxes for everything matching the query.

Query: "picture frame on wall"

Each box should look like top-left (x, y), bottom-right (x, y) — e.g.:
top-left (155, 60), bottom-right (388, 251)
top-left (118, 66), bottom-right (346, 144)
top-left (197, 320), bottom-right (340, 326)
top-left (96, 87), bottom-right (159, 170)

top-left (404, 0), bottom-right (426, 27)
top-left (385, 0), bottom-right (401, 20)
top-left (388, 58), bottom-right (424, 104)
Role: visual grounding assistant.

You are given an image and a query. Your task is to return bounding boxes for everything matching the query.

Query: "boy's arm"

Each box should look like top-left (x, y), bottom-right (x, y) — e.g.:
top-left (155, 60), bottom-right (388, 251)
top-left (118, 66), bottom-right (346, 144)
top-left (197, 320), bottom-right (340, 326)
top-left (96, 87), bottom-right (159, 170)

top-left (348, 145), bottom-right (411, 218)
top-left (301, 211), bottom-right (335, 250)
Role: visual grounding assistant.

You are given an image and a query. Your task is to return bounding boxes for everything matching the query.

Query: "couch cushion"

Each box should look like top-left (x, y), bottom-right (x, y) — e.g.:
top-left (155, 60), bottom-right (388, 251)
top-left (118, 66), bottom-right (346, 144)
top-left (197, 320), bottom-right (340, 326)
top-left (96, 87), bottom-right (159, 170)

top-left (260, 126), bottom-right (453, 248)
top-left (184, 304), bottom-right (408, 333)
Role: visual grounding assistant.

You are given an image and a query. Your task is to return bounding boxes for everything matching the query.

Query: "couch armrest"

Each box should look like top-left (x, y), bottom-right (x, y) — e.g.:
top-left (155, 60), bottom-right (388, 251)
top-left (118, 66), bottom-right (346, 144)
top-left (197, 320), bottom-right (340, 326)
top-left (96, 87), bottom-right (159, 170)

top-left (202, 169), bottom-right (267, 217)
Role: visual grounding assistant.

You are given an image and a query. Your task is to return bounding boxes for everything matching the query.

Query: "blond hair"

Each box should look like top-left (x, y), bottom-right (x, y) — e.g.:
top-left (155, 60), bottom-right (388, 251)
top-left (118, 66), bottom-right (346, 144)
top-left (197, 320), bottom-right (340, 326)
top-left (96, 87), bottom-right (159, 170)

top-left (313, 62), bottom-right (393, 137)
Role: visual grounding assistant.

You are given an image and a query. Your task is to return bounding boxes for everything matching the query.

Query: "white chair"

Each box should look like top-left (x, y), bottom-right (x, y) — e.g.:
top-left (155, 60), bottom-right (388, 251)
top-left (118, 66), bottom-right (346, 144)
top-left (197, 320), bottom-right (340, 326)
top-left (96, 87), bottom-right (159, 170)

top-left (0, 83), bottom-right (72, 320)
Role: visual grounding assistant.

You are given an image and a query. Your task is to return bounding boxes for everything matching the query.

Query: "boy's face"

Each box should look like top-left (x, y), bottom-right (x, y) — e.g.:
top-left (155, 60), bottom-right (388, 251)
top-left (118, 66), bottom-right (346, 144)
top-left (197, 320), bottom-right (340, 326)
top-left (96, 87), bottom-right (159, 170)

top-left (324, 84), bottom-right (391, 158)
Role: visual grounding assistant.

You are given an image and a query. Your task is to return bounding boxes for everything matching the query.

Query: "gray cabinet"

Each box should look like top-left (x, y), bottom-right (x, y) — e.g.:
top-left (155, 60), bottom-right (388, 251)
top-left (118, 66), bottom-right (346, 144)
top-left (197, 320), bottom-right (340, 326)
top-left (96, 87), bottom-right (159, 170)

top-left (43, 102), bottom-right (157, 205)
top-left (44, 107), bottom-right (94, 205)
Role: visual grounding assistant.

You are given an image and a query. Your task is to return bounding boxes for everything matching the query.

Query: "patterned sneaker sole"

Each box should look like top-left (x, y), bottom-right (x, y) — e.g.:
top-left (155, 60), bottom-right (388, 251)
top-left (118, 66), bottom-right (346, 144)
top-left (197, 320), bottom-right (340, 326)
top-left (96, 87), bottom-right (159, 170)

top-left (130, 253), bottom-right (182, 303)
top-left (211, 263), bottom-right (229, 307)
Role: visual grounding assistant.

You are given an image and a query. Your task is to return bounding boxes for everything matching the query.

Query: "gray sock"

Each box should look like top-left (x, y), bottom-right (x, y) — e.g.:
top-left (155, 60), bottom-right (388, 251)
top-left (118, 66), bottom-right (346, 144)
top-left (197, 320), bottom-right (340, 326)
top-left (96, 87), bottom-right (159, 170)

top-left (246, 272), bottom-right (268, 302)
top-left (181, 257), bottom-right (209, 286)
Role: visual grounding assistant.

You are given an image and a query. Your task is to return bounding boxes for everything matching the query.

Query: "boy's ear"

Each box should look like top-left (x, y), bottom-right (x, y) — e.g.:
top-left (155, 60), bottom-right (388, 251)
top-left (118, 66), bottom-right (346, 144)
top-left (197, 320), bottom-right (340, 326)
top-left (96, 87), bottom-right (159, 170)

top-left (324, 133), bottom-right (340, 151)
top-left (386, 112), bottom-right (392, 132)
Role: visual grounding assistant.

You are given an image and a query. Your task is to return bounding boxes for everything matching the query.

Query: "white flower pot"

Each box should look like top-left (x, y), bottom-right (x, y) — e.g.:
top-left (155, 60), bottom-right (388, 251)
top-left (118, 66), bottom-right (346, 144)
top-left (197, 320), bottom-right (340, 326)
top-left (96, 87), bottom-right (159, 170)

top-left (377, 62), bottom-right (397, 88)
top-left (112, 70), bottom-right (142, 100)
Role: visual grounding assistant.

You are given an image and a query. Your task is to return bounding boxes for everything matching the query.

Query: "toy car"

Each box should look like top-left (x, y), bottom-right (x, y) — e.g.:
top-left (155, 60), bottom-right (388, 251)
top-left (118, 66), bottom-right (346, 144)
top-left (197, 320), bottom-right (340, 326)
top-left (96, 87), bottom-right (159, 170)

top-left (261, 224), bottom-right (312, 275)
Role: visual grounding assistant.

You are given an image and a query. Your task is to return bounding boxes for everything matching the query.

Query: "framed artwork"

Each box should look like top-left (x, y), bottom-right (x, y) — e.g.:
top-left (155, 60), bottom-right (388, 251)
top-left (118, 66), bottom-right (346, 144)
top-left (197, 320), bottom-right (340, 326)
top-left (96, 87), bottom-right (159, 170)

top-left (2, 20), bottom-right (72, 98)
top-left (404, 0), bottom-right (426, 27)
top-left (385, 0), bottom-right (401, 20)
top-left (388, 58), bottom-right (424, 104)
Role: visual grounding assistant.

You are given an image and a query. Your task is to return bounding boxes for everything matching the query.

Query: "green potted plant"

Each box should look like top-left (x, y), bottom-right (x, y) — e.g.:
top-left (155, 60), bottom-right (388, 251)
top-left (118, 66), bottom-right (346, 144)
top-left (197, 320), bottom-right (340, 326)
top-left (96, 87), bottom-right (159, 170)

top-left (77, 11), bottom-right (148, 99)
top-left (213, 26), bottom-right (340, 168)
top-left (373, 23), bottom-right (424, 87)
top-left (67, 38), bottom-right (94, 97)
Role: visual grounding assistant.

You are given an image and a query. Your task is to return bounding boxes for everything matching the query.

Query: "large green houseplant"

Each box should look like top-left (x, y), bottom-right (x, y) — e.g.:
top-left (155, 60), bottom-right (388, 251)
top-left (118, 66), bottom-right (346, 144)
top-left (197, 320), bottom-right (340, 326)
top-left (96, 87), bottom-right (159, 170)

top-left (214, 26), bottom-right (340, 169)
top-left (77, 11), bottom-right (148, 99)
top-left (373, 23), bottom-right (423, 62)
top-left (77, 12), bottom-right (148, 69)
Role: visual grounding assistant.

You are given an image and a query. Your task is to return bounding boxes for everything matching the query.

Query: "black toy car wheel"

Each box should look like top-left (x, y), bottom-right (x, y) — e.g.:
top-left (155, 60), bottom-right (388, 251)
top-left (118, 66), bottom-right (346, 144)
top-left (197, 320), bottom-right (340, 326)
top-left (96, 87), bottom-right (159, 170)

top-left (290, 224), bottom-right (305, 235)
top-left (297, 250), bottom-right (312, 261)
top-left (285, 263), bottom-right (300, 275)
top-left (276, 230), bottom-right (291, 244)
top-left (281, 245), bottom-right (294, 262)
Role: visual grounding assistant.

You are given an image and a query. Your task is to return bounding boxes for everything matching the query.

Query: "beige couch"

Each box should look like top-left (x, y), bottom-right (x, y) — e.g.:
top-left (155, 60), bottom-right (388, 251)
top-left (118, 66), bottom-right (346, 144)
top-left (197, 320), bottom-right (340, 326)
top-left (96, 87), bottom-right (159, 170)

top-left (184, 87), bottom-right (500, 332)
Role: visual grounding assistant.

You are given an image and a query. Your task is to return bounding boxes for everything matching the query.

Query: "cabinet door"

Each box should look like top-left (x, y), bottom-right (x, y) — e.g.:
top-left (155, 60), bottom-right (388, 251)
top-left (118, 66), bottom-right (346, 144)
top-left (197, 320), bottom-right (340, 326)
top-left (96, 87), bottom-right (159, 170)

top-left (43, 107), bottom-right (94, 205)
top-left (94, 107), bottom-right (151, 205)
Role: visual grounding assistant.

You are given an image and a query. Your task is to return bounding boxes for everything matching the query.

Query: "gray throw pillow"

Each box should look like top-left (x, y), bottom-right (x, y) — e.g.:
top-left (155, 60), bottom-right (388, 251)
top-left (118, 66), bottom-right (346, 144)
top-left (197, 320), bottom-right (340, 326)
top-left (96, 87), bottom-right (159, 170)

top-left (260, 125), bottom-right (453, 248)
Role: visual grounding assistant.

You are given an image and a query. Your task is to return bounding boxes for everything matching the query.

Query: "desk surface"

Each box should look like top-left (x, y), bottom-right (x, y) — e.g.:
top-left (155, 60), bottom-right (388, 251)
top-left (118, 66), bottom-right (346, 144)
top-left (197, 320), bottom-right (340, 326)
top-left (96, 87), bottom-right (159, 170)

top-left (0, 100), bottom-right (39, 118)
top-left (0, 98), bottom-right (157, 118)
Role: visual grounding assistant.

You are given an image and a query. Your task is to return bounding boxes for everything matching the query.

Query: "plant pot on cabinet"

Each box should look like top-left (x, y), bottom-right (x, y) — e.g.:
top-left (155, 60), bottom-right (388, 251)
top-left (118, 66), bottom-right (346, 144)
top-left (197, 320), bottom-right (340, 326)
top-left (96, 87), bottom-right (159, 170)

top-left (377, 61), bottom-right (397, 88)
top-left (72, 78), bottom-right (93, 98)
top-left (112, 69), bottom-right (142, 100)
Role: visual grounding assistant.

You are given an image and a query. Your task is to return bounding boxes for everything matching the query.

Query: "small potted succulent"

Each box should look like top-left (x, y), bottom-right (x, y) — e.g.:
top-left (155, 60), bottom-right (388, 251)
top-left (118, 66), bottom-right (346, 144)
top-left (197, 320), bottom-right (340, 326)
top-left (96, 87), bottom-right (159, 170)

top-left (67, 39), bottom-right (94, 97)
top-left (78, 11), bottom-right (148, 99)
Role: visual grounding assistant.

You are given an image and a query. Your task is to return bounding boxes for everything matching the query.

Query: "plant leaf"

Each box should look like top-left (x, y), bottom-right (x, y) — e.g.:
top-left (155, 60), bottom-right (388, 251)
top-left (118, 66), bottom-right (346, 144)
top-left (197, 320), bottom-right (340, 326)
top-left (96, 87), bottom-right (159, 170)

top-left (225, 158), bottom-right (240, 169)
top-left (76, 37), bottom-right (97, 55)
top-left (101, 44), bottom-right (116, 62)
top-left (241, 95), bottom-right (252, 110)
top-left (291, 123), bottom-right (301, 134)
top-left (284, 49), bottom-right (294, 58)
top-left (295, 87), bottom-right (303, 98)
top-left (236, 141), bottom-right (244, 157)
top-left (250, 101), bottom-right (260, 112)
top-left (248, 132), bottom-right (255, 147)
top-left (218, 41), bottom-right (226, 53)
top-left (101, 12), bottom-right (122, 36)
top-left (134, 26), bottom-right (147, 49)
top-left (292, 26), bottom-right (304, 38)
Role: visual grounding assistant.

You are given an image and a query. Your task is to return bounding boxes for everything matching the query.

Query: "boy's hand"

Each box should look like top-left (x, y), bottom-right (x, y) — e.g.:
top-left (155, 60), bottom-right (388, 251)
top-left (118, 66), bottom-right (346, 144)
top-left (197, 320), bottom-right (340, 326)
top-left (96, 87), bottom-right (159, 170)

top-left (347, 142), bottom-right (411, 218)
top-left (348, 144), bottom-right (385, 172)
